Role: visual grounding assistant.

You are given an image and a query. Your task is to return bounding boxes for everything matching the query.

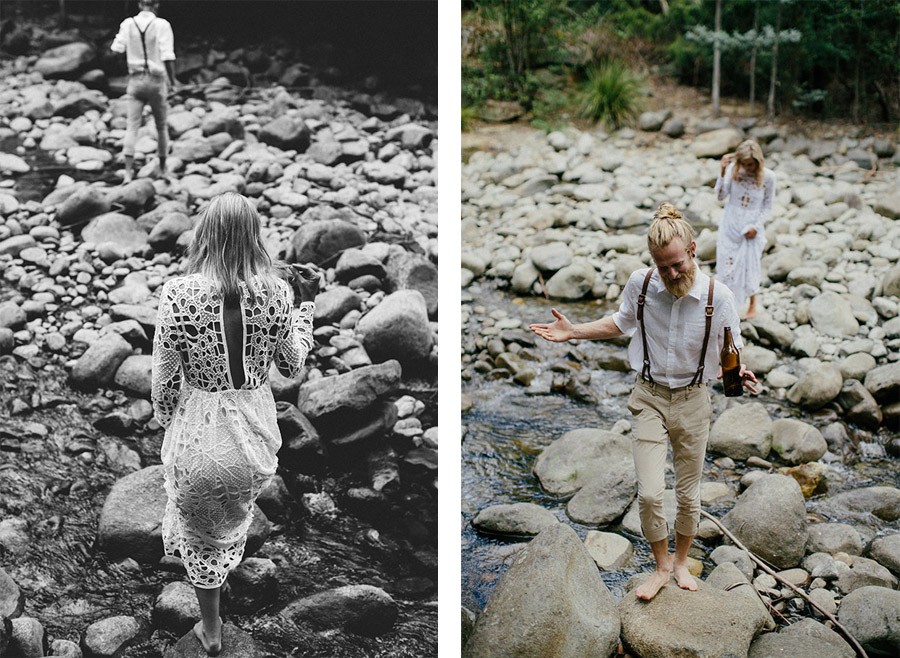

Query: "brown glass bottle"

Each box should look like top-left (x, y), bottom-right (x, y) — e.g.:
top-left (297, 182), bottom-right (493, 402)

top-left (721, 326), bottom-right (743, 397)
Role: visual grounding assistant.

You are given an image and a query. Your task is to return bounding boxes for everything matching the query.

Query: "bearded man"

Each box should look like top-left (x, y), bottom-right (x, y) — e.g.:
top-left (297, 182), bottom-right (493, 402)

top-left (529, 202), bottom-right (758, 601)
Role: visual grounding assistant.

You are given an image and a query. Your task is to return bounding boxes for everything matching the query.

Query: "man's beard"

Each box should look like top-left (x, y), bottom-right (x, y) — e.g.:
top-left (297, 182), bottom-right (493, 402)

top-left (661, 265), bottom-right (696, 298)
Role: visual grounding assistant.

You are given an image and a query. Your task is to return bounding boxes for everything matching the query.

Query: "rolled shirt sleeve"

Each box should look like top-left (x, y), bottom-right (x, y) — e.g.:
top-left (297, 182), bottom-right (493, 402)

top-left (611, 269), bottom-right (645, 338)
top-left (110, 19), bottom-right (128, 53)
top-left (158, 19), bottom-right (175, 61)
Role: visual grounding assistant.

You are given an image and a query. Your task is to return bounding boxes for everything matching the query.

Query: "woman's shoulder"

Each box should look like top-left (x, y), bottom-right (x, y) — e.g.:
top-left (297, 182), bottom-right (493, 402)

top-left (763, 167), bottom-right (776, 182)
top-left (162, 274), bottom-right (213, 296)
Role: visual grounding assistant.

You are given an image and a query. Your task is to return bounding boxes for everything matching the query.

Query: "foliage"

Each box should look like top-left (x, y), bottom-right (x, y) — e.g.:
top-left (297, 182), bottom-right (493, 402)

top-left (578, 59), bottom-right (644, 128)
top-left (461, 105), bottom-right (480, 132)
top-left (530, 87), bottom-right (575, 132)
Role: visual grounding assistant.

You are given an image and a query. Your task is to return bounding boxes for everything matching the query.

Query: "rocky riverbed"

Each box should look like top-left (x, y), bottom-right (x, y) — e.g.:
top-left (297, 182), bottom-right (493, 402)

top-left (0, 16), bottom-right (437, 658)
top-left (460, 116), bottom-right (899, 658)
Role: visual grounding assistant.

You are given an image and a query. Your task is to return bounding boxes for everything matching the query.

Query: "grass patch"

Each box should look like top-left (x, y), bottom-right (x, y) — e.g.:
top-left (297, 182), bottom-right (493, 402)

top-left (578, 59), bottom-right (644, 129)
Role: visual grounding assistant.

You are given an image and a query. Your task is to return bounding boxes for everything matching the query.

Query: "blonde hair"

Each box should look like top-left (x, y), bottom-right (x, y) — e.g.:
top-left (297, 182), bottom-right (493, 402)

top-left (647, 202), bottom-right (694, 252)
top-left (186, 192), bottom-right (279, 300)
top-left (733, 139), bottom-right (765, 186)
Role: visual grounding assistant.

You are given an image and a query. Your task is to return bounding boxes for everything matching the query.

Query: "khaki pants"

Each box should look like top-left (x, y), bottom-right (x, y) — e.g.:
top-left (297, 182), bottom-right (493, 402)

top-left (627, 378), bottom-right (711, 543)
top-left (124, 72), bottom-right (168, 159)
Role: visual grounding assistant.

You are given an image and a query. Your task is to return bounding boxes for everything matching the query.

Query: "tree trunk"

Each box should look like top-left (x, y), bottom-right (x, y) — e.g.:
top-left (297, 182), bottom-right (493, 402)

top-left (712, 0), bottom-right (721, 117)
top-left (852, 0), bottom-right (862, 123)
top-left (58, 0), bottom-right (66, 28)
top-left (766, 1), bottom-right (781, 121)
top-left (659, 0), bottom-right (670, 14)
top-left (749, 0), bottom-right (759, 111)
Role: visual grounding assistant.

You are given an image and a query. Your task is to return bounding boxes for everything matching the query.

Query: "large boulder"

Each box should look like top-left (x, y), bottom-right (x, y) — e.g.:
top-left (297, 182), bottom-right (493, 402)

top-left (164, 622), bottom-right (262, 658)
top-left (464, 524), bottom-right (620, 658)
top-left (770, 418), bottom-right (827, 464)
top-left (471, 503), bottom-right (559, 539)
top-left (722, 474), bottom-right (809, 568)
top-left (787, 359), bottom-right (844, 410)
top-left (81, 212), bottom-right (150, 253)
top-left (383, 250), bottom-right (438, 318)
top-left (259, 116), bottom-right (310, 152)
top-left (81, 616), bottom-right (144, 658)
top-left (55, 186), bottom-right (111, 226)
top-left (0, 567), bottom-right (24, 619)
top-left (297, 360), bottom-right (401, 420)
top-left (864, 362), bottom-right (900, 405)
top-left (620, 578), bottom-right (768, 658)
top-left (280, 585), bottom-right (397, 637)
top-left (814, 486), bottom-right (900, 524)
top-left (565, 465), bottom-right (636, 526)
top-left (290, 220), bottom-right (366, 266)
top-left (691, 128), bottom-right (744, 158)
top-left (98, 465), bottom-right (270, 563)
top-left (532, 428), bottom-right (632, 497)
top-left (708, 402), bottom-right (773, 461)
top-left (837, 586), bottom-right (900, 657)
top-left (70, 332), bottom-right (133, 389)
top-left (106, 179), bottom-right (156, 216)
top-left (809, 292), bottom-right (860, 337)
top-left (357, 290), bottom-right (433, 365)
top-left (34, 42), bottom-right (95, 78)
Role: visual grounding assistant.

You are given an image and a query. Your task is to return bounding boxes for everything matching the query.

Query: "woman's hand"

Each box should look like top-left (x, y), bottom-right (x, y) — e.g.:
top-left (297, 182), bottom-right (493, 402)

top-left (529, 308), bottom-right (575, 342)
top-left (290, 264), bottom-right (320, 304)
top-left (744, 227), bottom-right (758, 239)
top-left (720, 153), bottom-right (733, 177)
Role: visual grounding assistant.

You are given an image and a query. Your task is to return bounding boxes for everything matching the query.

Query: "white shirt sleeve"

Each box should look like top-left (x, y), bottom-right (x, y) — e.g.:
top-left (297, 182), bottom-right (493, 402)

top-left (715, 162), bottom-right (734, 202)
top-left (157, 19), bottom-right (176, 61)
top-left (611, 270), bottom-right (643, 338)
top-left (110, 19), bottom-right (129, 53)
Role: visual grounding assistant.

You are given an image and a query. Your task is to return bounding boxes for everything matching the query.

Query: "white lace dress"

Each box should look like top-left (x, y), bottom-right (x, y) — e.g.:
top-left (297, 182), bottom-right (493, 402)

top-left (151, 273), bottom-right (314, 588)
top-left (714, 163), bottom-right (776, 310)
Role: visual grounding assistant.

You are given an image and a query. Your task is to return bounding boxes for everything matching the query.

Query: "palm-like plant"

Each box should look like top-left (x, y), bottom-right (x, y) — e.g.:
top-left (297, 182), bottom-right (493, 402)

top-left (578, 59), bottom-right (644, 129)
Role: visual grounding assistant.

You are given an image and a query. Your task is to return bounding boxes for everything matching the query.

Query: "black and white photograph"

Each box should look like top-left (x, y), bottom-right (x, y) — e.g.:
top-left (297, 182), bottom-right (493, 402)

top-left (0, 1), bottom-right (437, 656)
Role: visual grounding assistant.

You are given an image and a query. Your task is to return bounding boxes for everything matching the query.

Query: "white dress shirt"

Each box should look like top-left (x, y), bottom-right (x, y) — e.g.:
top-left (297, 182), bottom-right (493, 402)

top-left (612, 264), bottom-right (743, 387)
top-left (110, 10), bottom-right (175, 76)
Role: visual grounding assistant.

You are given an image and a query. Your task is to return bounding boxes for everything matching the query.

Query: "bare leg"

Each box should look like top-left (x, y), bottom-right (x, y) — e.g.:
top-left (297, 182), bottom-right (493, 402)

top-left (193, 586), bottom-right (222, 656)
top-left (672, 532), bottom-right (698, 591)
top-left (123, 155), bottom-right (134, 183)
top-left (635, 537), bottom-right (672, 601)
top-left (745, 295), bottom-right (757, 319)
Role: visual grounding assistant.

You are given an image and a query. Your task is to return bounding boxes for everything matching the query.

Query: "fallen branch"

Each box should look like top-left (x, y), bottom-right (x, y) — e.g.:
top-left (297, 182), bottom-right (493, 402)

top-left (699, 509), bottom-right (869, 658)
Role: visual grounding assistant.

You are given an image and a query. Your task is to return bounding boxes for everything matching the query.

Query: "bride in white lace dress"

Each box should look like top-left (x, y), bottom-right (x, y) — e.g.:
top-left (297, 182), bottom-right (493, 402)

top-left (151, 192), bottom-right (318, 655)
top-left (715, 139), bottom-right (776, 319)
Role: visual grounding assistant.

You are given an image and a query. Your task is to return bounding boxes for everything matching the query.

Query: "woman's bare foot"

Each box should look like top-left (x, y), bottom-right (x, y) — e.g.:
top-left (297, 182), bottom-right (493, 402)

top-left (743, 296), bottom-right (758, 319)
top-left (635, 569), bottom-right (672, 601)
top-left (673, 562), bottom-right (698, 591)
top-left (193, 619), bottom-right (222, 656)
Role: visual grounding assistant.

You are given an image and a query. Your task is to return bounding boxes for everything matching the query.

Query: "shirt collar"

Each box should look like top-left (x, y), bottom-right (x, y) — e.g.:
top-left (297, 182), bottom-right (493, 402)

top-left (137, 10), bottom-right (156, 18)
top-left (652, 262), bottom-right (706, 300)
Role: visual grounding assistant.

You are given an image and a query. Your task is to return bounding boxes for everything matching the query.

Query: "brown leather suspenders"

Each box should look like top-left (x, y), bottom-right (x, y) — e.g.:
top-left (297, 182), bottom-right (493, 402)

top-left (131, 17), bottom-right (156, 74)
top-left (637, 268), bottom-right (715, 387)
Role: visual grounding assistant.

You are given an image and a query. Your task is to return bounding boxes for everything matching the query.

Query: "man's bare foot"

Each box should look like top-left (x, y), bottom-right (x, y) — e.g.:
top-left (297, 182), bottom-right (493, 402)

top-left (673, 562), bottom-right (698, 591)
top-left (635, 569), bottom-right (671, 601)
top-left (193, 619), bottom-right (222, 656)
top-left (122, 170), bottom-right (134, 184)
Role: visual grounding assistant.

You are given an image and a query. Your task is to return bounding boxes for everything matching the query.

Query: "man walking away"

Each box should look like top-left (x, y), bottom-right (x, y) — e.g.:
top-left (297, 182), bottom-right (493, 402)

top-left (111, 0), bottom-right (176, 182)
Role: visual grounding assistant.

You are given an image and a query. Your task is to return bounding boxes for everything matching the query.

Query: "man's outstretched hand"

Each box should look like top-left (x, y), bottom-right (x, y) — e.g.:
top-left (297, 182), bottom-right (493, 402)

top-left (529, 308), bottom-right (574, 342)
top-left (717, 364), bottom-right (759, 393)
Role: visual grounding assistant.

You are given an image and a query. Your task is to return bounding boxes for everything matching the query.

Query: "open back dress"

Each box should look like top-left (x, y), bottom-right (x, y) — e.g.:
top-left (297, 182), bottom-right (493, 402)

top-left (151, 273), bottom-right (314, 588)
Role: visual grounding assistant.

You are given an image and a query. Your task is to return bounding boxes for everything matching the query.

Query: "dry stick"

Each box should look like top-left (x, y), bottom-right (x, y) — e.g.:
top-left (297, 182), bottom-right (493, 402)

top-left (537, 271), bottom-right (549, 299)
top-left (700, 510), bottom-right (869, 658)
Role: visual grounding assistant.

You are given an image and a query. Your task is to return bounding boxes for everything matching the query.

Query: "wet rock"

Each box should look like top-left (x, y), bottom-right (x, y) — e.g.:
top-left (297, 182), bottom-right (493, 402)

top-left (153, 581), bottom-right (200, 635)
top-left (779, 462), bottom-right (826, 498)
top-left (275, 402), bottom-right (323, 471)
top-left (98, 465), bottom-right (271, 563)
top-left (722, 474), bottom-right (809, 569)
top-left (335, 249), bottom-right (386, 283)
top-left (256, 475), bottom-right (292, 524)
top-left (583, 531), bottom-right (633, 570)
top-left (837, 556), bottom-right (898, 593)
top-left (34, 42), bottom-right (95, 78)
top-left (383, 250), bottom-right (438, 318)
top-left (113, 355), bottom-right (153, 398)
top-left (815, 486), bottom-right (900, 524)
top-left (868, 534), bottom-right (900, 577)
top-left (0, 303), bottom-right (26, 330)
top-left (532, 428), bottom-right (632, 497)
top-left (0, 567), bottom-right (24, 619)
top-left (55, 186), bottom-right (111, 227)
top-left (779, 619), bottom-right (854, 658)
top-left (106, 179), bottom-right (156, 216)
top-left (787, 359), bottom-right (843, 410)
top-left (770, 418), bottom-right (827, 464)
top-left (836, 379), bottom-right (883, 429)
top-left (49, 638), bottom-right (83, 658)
top-left (566, 466), bottom-right (636, 526)
top-left (0, 153), bottom-right (30, 174)
top-left (838, 586), bottom-right (900, 657)
top-left (280, 584), bottom-right (398, 636)
top-left (357, 290), bottom-right (433, 365)
top-left (70, 331), bottom-right (133, 389)
top-left (471, 502), bottom-right (558, 539)
top-left (228, 557), bottom-right (277, 613)
top-left (708, 401), bottom-right (773, 461)
top-left (748, 628), bottom-right (851, 658)
top-left (297, 360), bottom-right (401, 420)
top-left (81, 615), bottom-right (144, 657)
top-left (165, 622), bottom-right (262, 658)
top-left (464, 524), bottom-right (619, 658)
top-left (259, 116), bottom-right (310, 152)
top-left (620, 578), bottom-right (767, 658)
top-left (290, 219), bottom-right (366, 266)
top-left (864, 362), bottom-right (900, 404)
top-left (8, 617), bottom-right (45, 658)
top-left (807, 523), bottom-right (863, 555)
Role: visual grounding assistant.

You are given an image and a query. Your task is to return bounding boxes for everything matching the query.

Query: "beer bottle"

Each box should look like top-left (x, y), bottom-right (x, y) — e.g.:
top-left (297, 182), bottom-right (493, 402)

top-left (721, 326), bottom-right (743, 397)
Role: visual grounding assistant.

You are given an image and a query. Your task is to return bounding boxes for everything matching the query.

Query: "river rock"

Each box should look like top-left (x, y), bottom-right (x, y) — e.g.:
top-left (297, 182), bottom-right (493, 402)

top-left (290, 219), bottom-right (366, 266)
top-left (621, 489), bottom-right (677, 536)
top-left (471, 502), bottom-right (558, 539)
top-left (583, 531), bottom-right (633, 570)
top-left (747, 315), bottom-right (794, 349)
top-left (787, 359), bottom-right (844, 410)
top-left (807, 523), bottom-right (863, 555)
top-left (868, 534), bottom-right (900, 576)
top-left (357, 290), bottom-right (433, 364)
top-left (281, 584), bottom-right (398, 636)
top-left (98, 465), bottom-right (270, 563)
top-left (815, 486), bottom-right (900, 524)
top-left (873, 189), bottom-right (900, 219)
top-left (34, 42), bottom-right (95, 78)
top-left (82, 212), bottom-right (150, 252)
top-left (708, 402), bottom-right (773, 461)
top-left (741, 344), bottom-right (778, 375)
top-left (837, 586), bottom-right (900, 656)
top-left (167, 111), bottom-right (201, 138)
top-left (152, 581), bottom-right (200, 635)
top-left (463, 524), bottom-right (620, 658)
top-left (335, 249), bottom-right (386, 283)
top-left (620, 578), bottom-right (767, 658)
top-left (882, 264), bottom-right (900, 297)
top-left (70, 331), bottom-right (133, 389)
top-left (544, 260), bottom-right (595, 300)
top-left (0, 303), bottom-right (26, 330)
top-left (638, 109), bottom-right (671, 132)
top-left (770, 418), bottom-right (827, 464)
top-left (722, 474), bottom-right (809, 568)
top-left (529, 242), bottom-right (572, 272)
top-left (227, 557), bottom-right (277, 612)
top-left (165, 622), bottom-right (261, 658)
top-left (113, 355), bottom-right (153, 398)
top-left (297, 360), bottom-right (401, 420)
top-left (259, 116), bottom-right (310, 152)
top-left (55, 186), bottom-right (111, 226)
top-left (836, 379), bottom-right (883, 429)
top-left (864, 362), bottom-right (900, 404)
top-left (691, 128), bottom-right (743, 158)
top-left (81, 616), bottom-right (143, 657)
top-left (748, 628), bottom-right (852, 658)
top-left (106, 179), bottom-right (156, 216)
top-left (8, 617), bottom-right (45, 658)
top-left (532, 428), bottom-right (632, 497)
top-left (0, 153), bottom-right (29, 174)
top-left (0, 567), bottom-right (23, 619)
top-left (837, 556), bottom-right (899, 593)
top-left (149, 212), bottom-right (194, 251)
top-left (49, 638), bottom-right (82, 658)
top-left (566, 466), bottom-right (636, 526)
top-left (313, 286), bottom-right (361, 326)
top-left (0, 235), bottom-right (36, 258)
top-left (809, 292), bottom-right (860, 337)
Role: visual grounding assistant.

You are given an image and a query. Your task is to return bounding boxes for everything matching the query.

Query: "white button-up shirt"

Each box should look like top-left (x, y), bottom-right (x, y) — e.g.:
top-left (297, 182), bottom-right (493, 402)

top-left (110, 10), bottom-right (175, 76)
top-left (612, 265), bottom-right (743, 387)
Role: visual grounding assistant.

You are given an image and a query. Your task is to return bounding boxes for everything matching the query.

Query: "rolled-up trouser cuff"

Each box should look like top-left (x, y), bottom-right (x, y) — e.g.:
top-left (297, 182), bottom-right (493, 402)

top-left (641, 518), bottom-right (669, 543)
top-left (674, 515), bottom-right (699, 538)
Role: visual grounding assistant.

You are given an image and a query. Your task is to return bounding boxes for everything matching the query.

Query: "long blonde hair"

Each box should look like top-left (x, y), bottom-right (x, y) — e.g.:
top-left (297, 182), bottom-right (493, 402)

top-left (647, 202), bottom-right (694, 252)
top-left (732, 139), bottom-right (765, 186)
top-left (186, 192), bottom-right (279, 299)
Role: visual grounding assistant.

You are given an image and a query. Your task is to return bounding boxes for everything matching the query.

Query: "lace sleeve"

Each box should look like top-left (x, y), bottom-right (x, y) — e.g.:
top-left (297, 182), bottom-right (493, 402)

top-left (274, 300), bottom-right (315, 379)
top-left (759, 170), bottom-right (776, 225)
top-left (715, 162), bottom-right (733, 201)
top-left (152, 281), bottom-right (182, 428)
